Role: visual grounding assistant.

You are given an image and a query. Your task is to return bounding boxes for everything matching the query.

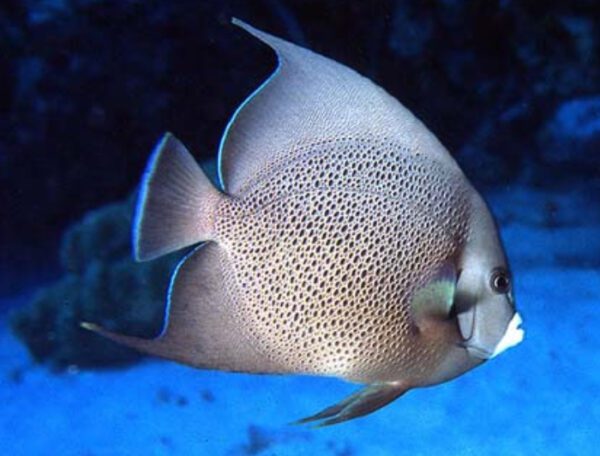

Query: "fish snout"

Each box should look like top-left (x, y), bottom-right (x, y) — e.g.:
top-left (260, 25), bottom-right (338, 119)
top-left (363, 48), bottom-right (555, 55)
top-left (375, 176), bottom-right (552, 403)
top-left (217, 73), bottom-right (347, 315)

top-left (489, 312), bottom-right (524, 358)
top-left (465, 312), bottom-right (524, 360)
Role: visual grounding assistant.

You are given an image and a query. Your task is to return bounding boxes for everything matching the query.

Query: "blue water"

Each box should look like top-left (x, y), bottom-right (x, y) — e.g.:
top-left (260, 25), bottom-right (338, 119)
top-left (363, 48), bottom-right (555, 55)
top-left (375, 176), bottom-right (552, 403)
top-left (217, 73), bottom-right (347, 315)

top-left (1, 2), bottom-right (599, 455)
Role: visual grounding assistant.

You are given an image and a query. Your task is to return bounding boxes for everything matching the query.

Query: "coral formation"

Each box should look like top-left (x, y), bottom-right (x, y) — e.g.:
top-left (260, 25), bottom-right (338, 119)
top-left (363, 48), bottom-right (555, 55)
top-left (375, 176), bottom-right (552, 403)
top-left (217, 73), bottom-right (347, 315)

top-left (10, 195), bottom-right (179, 369)
top-left (538, 95), bottom-right (600, 168)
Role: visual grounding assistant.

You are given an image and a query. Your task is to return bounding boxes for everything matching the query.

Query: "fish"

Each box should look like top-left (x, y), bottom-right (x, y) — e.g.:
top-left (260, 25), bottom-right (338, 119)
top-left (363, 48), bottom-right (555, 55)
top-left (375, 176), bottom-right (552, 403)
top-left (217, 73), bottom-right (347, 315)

top-left (82, 18), bottom-right (524, 426)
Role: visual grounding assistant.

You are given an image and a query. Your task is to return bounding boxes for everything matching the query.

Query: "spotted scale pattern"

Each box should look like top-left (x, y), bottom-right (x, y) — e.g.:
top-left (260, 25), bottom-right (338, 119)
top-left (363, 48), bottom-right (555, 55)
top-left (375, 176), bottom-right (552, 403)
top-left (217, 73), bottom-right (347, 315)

top-left (214, 136), bottom-right (471, 383)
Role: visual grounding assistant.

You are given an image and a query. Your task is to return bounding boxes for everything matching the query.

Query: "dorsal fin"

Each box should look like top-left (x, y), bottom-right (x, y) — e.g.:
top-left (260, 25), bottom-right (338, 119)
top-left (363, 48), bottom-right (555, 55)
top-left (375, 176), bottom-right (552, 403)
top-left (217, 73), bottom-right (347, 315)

top-left (218, 19), bottom-right (459, 195)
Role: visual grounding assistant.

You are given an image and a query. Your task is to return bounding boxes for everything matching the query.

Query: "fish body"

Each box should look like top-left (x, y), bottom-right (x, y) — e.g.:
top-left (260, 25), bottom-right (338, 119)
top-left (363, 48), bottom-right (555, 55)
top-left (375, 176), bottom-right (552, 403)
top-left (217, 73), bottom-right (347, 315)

top-left (215, 136), bottom-right (471, 384)
top-left (83, 19), bottom-right (524, 426)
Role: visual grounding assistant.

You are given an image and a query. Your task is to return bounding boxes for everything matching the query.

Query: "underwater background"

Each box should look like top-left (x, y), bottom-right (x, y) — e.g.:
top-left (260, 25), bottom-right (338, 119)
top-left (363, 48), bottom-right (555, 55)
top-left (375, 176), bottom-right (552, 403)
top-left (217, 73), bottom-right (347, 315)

top-left (1, 0), bottom-right (598, 454)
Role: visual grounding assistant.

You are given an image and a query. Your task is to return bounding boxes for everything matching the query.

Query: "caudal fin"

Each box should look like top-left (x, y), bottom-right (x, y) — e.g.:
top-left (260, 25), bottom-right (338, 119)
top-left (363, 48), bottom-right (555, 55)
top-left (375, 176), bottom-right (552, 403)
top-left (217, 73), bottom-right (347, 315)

top-left (133, 133), bottom-right (223, 261)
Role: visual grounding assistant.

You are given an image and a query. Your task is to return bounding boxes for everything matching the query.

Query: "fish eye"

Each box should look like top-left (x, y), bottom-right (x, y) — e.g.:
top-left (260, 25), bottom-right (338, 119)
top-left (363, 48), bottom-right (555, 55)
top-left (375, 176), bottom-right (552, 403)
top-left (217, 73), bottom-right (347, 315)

top-left (490, 268), bottom-right (511, 294)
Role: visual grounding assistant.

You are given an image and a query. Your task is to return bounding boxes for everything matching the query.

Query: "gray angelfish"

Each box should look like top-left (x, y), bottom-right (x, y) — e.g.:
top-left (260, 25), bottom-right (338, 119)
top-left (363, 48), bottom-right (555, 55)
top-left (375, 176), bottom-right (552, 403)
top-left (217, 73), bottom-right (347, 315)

top-left (83, 19), bottom-right (524, 426)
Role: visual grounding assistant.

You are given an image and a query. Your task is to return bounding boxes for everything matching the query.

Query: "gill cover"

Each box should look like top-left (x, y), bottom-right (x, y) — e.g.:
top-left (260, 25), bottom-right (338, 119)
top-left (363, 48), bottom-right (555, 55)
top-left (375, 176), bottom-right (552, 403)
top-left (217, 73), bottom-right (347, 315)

top-left (457, 291), bottom-right (523, 359)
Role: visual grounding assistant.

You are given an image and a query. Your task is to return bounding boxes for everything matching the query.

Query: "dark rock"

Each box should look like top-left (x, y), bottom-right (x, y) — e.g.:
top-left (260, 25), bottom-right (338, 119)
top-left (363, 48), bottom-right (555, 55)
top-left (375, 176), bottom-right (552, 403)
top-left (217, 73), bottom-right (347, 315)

top-left (176, 396), bottom-right (189, 407)
top-left (388, 4), bottom-right (433, 58)
top-left (242, 425), bottom-right (272, 456)
top-left (159, 435), bottom-right (173, 449)
top-left (156, 386), bottom-right (173, 404)
top-left (7, 367), bottom-right (25, 384)
top-left (538, 95), bottom-right (600, 168)
top-left (9, 193), bottom-right (180, 370)
top-left (60, 197), bottom-right (134, 274)
top-left (201, 389), bottom-right (216, 403)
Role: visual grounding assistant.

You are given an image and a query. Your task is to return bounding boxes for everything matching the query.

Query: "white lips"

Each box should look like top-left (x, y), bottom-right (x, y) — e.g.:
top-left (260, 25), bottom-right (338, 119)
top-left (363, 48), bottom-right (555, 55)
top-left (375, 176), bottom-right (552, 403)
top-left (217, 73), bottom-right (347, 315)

top-left (490, 312), bottom-right (525, 358)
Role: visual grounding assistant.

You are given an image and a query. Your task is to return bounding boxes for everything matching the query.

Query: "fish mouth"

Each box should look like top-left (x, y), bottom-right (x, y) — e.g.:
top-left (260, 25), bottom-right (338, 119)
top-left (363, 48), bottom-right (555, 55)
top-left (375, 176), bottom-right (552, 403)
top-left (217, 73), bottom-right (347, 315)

top-left (464, 344), bottom-right (494, 359)
top-left (490, 312), bottom-right (524, 358)
top-left (464, 312), bottom-right (525, 360)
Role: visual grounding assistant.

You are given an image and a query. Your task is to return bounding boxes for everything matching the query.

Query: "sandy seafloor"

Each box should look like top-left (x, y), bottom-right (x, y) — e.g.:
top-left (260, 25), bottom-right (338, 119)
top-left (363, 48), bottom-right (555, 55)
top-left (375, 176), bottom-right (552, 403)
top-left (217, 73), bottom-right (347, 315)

top-left (1, 185), bottom-right (598, 456)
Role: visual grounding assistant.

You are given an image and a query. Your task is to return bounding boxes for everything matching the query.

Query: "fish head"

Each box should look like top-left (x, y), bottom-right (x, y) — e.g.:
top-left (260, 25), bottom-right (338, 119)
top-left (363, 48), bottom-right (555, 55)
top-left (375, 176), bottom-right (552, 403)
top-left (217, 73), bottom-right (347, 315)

top-left (454, 193), bottom-right (524, 361)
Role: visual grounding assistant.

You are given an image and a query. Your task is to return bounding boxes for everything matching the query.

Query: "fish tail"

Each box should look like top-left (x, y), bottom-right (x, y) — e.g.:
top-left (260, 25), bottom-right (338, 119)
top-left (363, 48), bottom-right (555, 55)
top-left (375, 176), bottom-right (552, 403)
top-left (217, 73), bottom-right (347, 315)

top-left (132, 132), bottom-right (224, 262)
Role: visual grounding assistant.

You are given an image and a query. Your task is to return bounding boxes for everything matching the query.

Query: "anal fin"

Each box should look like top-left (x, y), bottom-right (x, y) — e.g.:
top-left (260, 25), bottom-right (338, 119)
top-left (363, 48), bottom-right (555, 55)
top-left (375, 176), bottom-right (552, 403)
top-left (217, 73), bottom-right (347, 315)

top-left (294, 382), bottom-right (408, 427)
top-left (83, 242), bottom-right (284, 374)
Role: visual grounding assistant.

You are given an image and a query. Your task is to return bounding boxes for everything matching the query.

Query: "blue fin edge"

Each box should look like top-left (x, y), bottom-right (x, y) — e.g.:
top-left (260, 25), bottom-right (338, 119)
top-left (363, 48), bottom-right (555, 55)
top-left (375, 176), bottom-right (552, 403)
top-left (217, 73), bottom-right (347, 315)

top-left (216, 19), bottom-right (283, 192)
top-left (158, 243), bottom-right (206, 338)
top-left (132, 133), bottom-right (172, 261)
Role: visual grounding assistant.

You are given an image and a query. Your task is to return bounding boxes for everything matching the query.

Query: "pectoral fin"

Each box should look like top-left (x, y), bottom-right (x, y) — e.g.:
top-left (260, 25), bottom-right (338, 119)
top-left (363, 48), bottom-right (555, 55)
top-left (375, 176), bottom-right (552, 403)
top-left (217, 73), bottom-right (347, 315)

top-left (411, 260), bottom-right (457, 323)
top-left (294, 382), bottom-right (408, 427)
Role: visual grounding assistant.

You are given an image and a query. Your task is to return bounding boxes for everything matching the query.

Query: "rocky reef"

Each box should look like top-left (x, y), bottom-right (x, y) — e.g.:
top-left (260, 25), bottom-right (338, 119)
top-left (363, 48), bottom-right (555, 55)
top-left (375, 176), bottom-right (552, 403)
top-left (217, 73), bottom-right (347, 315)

top-left (10, 155), bottom-right (217, 369)
top-left (9, 194), bottom-right (179, 369)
